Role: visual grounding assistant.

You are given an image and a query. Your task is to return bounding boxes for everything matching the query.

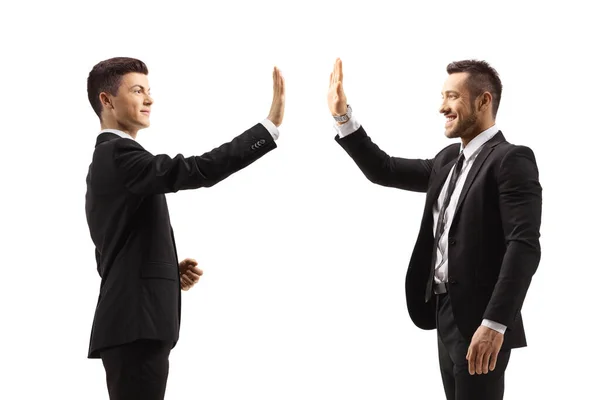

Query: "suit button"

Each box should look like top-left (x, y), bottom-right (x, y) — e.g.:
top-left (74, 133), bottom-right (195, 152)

top-left (449, 237), bottom-right (456, 245)
top-left (448, 276), bottom-right (457, 284)
top-left (258, 139), bottom-right (266, 145)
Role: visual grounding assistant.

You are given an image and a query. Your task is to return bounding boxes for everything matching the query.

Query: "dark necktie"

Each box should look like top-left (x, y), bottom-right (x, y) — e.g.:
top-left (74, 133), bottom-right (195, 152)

top-left (425, 152), bottom-right (465, 302)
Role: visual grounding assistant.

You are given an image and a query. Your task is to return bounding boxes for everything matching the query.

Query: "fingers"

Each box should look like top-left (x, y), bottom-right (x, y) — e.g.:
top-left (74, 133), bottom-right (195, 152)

top-left (468, 345), bottom-right (495, 375)
top-left (466, 345), bottom-right (475, 375)
top-left (489, 350), bottom-right (498, 372)
top-left (185, 270), bottom-right (202, 283)
top-left (466, 326), bottom-right (503, 376)
top-left (180, 266), bottom-right (203, 291)
top-left (475, 346), bottom-right (485, 375)
top-left (272, 66), bottom-right (284, 97)
top-left (333, 58), bottom-right (339, 83)
top-left (180, 277), bottom-right (190, 291)
top-left (279, 68), bottom-right (285, 96)
top-left (273, 67), bottom-right (281, 97)
top-left (181, 258), bottom-right (197, 266)
top-left (183, 271), bottom-right (200, 284)
top-left (328, 59), bottom-right (344, 114)
top-left (268, 66), bottom-right (285, 127)
top-left (481, 350), bottom-right (492, 374)
top-left (332, 58), bottom-right (343, 84)
top-left (181, 273), bottom-right (195, 286)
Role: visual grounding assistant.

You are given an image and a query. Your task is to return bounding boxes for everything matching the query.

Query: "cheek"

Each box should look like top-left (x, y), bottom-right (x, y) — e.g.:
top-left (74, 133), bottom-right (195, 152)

top-left (113, 100), bottom-right (127, 118)
top-left (124, 100), bottom-right (140, 118)
top-left (456, 102), bottom-right (469, 116)
top-left (113, 98), bottom-right (135, 118)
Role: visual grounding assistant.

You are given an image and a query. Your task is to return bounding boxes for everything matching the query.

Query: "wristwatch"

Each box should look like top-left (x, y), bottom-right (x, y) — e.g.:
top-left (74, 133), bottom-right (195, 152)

top-left (333, 104), bottom-right (352, 122)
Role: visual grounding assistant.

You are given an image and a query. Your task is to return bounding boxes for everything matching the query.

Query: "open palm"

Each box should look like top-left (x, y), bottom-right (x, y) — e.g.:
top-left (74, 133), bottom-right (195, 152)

top-left (328, 58), bottom-right (348, 116)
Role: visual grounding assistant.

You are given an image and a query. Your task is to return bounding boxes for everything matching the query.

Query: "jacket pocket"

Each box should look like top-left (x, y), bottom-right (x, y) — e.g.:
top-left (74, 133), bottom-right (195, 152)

top-left (141, 262), bottom-right (178, 281)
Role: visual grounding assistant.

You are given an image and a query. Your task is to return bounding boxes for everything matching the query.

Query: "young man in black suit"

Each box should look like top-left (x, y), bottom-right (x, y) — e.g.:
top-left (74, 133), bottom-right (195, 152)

top-left (328, 58), bottom-right (542, 400)
top-left (85, 57), bottom-right (285, 400)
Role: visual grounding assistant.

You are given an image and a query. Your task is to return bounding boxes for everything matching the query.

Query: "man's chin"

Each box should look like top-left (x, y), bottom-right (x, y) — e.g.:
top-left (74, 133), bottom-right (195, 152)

top-left (444, 128), bottom-right (459, 138)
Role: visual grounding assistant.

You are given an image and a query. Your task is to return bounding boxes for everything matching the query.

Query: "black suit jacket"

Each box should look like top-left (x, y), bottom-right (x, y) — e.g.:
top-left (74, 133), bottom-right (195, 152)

top-left (336, 126), bottom-right (542, 350)
top-left (85, 123), bottom-right (276, 358)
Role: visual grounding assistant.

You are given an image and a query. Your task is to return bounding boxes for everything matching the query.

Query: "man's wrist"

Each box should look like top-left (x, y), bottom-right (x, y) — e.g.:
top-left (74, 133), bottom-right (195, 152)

top-left (261, 118), bottom-right (279, 140)
top-left (333, 104), bottom-right (352, 123)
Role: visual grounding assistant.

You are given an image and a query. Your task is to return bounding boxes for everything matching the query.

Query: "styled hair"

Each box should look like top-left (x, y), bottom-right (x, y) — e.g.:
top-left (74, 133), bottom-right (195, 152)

top-left (446, 60), bottom-right (502, 118)
top-left (87, 57), bottom-right (148, 118)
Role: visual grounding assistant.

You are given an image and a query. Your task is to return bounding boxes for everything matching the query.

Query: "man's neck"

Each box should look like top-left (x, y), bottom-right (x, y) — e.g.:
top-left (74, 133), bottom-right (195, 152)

top-left (100, 122), bottom-right (137, 139)
top-left (461, 120), bottom-right (495, 148)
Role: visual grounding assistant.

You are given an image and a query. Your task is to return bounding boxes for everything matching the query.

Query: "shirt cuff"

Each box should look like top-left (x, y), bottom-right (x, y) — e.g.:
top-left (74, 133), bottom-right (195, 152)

top-left (333, 115), bottom-right (361, 138)
top-left (481, 319), bottom-right (507, 334)
top-left (261, 119), bottom-right (279, 141)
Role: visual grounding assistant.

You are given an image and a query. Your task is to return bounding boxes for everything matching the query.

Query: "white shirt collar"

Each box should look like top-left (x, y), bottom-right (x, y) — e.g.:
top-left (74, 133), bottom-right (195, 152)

top-left (461, 125), bottom-right (499, 160)
top-left (99, 129), bottom-right (135, 141)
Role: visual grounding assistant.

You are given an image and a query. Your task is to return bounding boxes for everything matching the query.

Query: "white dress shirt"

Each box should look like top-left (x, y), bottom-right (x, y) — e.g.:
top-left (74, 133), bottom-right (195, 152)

top-left (432, 124), bottom-right (498, 286)
top-left (99, 118), bottom-right (280, 141)
top-left (334, 113), bottom-right (506, 334)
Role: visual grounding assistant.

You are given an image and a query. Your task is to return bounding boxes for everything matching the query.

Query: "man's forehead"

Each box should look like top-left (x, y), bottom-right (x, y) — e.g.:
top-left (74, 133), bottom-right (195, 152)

top-left (121, 72), bottom-right (149, 87)
top-left (442, 72), bottom-right (468, 91)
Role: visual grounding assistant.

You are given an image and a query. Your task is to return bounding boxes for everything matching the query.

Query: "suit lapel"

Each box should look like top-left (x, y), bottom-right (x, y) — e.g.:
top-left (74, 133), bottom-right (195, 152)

top-left (453, 131), bottom-right (506, 217)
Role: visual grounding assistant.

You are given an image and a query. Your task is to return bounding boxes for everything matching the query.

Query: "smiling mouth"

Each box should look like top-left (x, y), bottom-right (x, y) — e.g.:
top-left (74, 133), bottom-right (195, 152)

top-left (445, 115), bottom-right (456, 126)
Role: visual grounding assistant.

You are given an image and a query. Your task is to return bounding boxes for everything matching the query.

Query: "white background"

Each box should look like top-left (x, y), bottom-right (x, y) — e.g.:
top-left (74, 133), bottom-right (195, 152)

top-left (1, 0), bottom-right (597, 398)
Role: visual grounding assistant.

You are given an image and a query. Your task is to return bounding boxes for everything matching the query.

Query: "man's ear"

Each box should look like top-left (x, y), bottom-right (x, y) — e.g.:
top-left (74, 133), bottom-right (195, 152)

top-left (99, 92), bottom-right (114, 110)
top-left (478, 92), bottom-right (492, 112)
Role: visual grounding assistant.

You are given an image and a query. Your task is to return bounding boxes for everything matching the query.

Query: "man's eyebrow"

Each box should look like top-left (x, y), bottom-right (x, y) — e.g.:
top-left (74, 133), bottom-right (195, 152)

top-left (441, 90), bottom-right (460, 95)
top-left (130, 84), bottom-right (150, 91)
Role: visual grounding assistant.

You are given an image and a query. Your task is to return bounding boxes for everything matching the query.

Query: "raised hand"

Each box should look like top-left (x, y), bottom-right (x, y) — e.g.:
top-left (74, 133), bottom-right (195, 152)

top-left (267, 66), bottom-right (285, 127)
top-left (327, 58), bottom-right (348, 118)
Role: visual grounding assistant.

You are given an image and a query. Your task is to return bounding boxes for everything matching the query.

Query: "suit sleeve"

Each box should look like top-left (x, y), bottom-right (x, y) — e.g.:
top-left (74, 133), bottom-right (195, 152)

top-left (483, 145), bottom-right (542, 327)
top-left (113, 123), bottom-right (277, 195)
top-left (335, 125), bottom-right (433, 192)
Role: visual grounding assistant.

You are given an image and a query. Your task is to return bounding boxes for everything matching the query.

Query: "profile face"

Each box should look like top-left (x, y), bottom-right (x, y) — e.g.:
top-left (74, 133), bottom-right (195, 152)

top-left (439, 72), bottom-right (478, 139)
top-left (105, 72), bottom-right (153, 131)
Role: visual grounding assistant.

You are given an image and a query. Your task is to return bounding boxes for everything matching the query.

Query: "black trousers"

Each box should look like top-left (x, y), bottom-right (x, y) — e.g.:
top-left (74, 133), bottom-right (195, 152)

top-left (100, 339), bottom-right (172, 400)
top-left (436, 293), bottom-right (511, 400)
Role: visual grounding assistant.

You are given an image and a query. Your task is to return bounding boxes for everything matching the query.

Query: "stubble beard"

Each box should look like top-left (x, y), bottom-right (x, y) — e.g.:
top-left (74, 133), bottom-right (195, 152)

top-left (446, 105), bottom-right (479, 140)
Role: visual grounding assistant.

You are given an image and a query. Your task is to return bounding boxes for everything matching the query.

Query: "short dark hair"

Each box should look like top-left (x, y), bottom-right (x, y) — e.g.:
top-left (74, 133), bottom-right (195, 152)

top-left (446, 60), bottom-right (502, 118)
top-left (87, 57), bottom-right (148, 119)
